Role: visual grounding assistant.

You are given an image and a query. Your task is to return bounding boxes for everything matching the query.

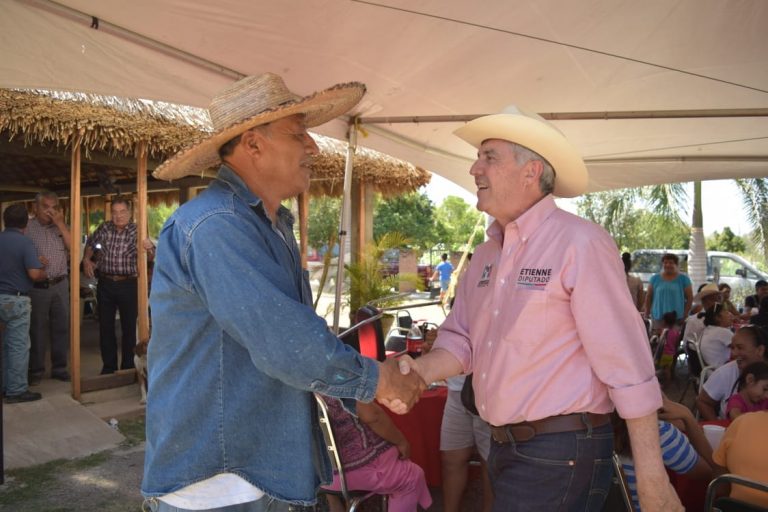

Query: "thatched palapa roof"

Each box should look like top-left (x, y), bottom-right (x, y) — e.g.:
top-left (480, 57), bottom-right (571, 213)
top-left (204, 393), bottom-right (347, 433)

top-left (0, 88), bottom-right (430, 197)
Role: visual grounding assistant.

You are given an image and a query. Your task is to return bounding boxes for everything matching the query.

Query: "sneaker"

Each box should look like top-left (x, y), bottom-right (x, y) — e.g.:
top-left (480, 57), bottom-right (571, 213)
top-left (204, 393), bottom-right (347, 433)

top-left (51, 372), bottom-right (71, 382)
top-left (5, 390), bottom-right (42, 403)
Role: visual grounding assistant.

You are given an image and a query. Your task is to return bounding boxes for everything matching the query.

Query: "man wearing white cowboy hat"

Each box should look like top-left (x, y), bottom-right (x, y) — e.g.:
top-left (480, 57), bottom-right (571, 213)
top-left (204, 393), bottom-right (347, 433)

top-left (396, 107), bottom-right (682, 511)
top-left (141, 73), bottom-right (425, 512)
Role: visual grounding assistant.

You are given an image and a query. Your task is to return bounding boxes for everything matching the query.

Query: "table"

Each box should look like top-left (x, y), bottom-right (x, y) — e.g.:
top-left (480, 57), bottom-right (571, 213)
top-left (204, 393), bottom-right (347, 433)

top-left (384, 386), bottom-right (448, 487)
top-left (670, 419), bottom-right (731, 511)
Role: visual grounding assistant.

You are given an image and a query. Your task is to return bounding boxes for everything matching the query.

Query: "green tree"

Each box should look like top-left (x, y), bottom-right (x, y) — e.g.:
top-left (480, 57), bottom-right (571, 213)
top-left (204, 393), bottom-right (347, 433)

top-left (307, 196), bottom-right (341, 250)
top-left (373, 192), bottom-right (439, 252)
top-left (147, 203), bottom-right (178, 239)
top-left (434, 195), bottom-right (484, 249)
top-left (707, 227), bottom-right (747, 253)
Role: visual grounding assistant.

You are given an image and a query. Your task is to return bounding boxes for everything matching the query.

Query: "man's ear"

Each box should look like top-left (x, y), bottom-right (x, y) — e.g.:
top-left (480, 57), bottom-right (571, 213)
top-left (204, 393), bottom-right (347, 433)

top-left (240, 130), bottom-right (262, 155)
top-left (525, 159), bottom-right (544, 181)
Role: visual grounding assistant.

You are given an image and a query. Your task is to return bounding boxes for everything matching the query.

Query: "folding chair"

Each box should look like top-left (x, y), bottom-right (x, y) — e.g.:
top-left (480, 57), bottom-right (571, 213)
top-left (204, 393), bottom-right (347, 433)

top-left (338, 306), bottom-right (387, 361)
top-left (704, 474), bottom-right (768, 511)
top-left (601, 453), bottom-right (634, 512)
top-left (314, 394), bottom-right (389, 512)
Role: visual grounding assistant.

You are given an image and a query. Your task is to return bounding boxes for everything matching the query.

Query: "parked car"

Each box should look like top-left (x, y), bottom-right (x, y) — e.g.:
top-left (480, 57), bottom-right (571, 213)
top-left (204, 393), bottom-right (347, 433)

top-left (630, 249), bottom-right (767, 291)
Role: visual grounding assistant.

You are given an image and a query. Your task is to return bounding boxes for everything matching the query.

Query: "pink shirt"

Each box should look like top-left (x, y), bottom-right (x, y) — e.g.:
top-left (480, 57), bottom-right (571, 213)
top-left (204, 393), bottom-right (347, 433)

top-left (434, 195), bottom-right (661, 425)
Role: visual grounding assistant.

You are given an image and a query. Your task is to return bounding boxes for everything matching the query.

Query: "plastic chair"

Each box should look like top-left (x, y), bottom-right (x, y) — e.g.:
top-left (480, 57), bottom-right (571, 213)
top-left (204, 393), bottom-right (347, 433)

top-left (704, 474), bottom-right (768, 511)
top-left (314, 394), bottom-right (389, 512)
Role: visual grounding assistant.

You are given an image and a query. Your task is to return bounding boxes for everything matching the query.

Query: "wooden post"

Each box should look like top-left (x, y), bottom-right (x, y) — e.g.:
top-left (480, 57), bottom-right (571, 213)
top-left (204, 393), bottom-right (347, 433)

top-left (136, 142), bottom-right (150, 343)
top-left (69, 135), bottom-right (82, 400)
top-left (298, 192), bottom-right (309, 269)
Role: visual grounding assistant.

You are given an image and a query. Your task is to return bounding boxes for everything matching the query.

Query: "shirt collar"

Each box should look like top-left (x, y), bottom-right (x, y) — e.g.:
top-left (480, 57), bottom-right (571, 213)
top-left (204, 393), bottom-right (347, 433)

top-left (487, 194), bottom-right (558, 244)
top-left (217, 164), bottom-right (294, 226)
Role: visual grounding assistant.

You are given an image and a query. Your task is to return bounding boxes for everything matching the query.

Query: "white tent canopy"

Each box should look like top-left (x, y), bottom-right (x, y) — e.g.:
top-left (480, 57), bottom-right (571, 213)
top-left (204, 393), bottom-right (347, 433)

top-left (2, 0), bottom-right (767, 194)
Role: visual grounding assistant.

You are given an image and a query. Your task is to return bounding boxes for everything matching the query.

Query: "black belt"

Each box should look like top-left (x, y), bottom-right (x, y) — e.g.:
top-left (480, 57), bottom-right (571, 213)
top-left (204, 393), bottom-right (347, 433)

top-left (490, 413), bottom-right (611, 443)
top-left (33, 275), bottom-right (67, 289)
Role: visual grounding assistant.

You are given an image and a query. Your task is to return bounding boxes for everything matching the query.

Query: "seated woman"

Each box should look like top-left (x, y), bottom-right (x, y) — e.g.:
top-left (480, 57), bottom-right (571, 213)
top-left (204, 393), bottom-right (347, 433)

top-left (700, 303), bottom-right (734, 368)
top-left (321, 397), bottom-right (432, 512)
top-left (615, 394), bottom-right (714, 511)
top-left (713, 411), bottom-right (768, 509)
top-left (697, 325), bottom-right (768, 420)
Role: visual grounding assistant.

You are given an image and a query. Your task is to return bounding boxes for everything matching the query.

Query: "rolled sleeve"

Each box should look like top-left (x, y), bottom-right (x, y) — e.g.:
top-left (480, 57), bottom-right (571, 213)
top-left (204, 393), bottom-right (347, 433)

top-left (569, 231), bottom-right (662, 419)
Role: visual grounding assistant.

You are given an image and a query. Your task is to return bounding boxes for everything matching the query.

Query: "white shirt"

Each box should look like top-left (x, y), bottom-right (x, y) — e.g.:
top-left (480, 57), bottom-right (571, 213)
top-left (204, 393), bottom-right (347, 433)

top-left (702, 360), bottom-right (740, 418)
top-left (699, 325), bottom-right (733, 368)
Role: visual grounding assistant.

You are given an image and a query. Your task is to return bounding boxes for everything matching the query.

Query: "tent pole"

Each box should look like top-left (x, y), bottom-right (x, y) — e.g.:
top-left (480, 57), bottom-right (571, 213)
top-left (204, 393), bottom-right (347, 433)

top-left (332, 123), bottom-right (357, 333)
top-left (69, 134), bottom-right (82, 400)
top-left (136, 141), bottom-right (150, 343)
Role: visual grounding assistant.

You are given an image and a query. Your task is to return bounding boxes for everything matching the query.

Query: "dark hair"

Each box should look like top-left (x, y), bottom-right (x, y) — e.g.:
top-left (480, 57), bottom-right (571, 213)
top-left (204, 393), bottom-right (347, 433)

top-left (441, 253), bottom-right (448, 261)
top-left (737, 325), bottom-right (768, 358)
top-left (622, 252), bottom-right (632, 273)
top-left (756, 280), bottom-right (768, 290)
top-left (111, 196), bottom-right (132, 210)
top-left (218, 133), bottom-right (243, 159)
top-left (736, 361), bottom-right (768, 392)
top-left (703, 303), bottom-right (726, 326)
top-left (661, 253), bottom-right (680, 265)
top-left (662, 311), bottom-right (677, 327)
top-left (697, 283), bottom-right (708, 293)
top-left (760, 295), bottom-right (768, 314)
top-left (3, 203), bottom-right (29, 229)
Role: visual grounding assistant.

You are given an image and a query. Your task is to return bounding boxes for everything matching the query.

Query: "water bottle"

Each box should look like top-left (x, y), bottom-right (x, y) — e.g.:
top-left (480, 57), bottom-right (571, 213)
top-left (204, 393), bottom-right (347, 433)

top-left (406, 324), bottom-right (424, 358)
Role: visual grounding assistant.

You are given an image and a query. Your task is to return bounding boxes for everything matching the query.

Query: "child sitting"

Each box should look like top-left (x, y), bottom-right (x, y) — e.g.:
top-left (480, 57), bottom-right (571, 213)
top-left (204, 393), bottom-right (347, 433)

top-left (657, 311), bottom-right (682, 382)
top-left (725, 361), bottom-right (768, 420)
top-left (321, 397), bottom-right (432, 512)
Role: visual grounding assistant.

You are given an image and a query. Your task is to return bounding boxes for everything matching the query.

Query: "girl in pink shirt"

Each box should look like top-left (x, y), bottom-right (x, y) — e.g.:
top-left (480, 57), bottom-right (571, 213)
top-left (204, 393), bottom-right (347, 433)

top-left (726, 361), bottom-right (768, 420)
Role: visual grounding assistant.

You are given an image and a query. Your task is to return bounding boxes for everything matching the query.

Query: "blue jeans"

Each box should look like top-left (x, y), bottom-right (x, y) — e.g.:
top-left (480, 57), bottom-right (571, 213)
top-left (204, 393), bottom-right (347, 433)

top-left (142, 496), bottom-right (290, 512)
top-left (0, 294), bottom-right (32, 396)
top-left (488, 421), bottom-right (614, 511)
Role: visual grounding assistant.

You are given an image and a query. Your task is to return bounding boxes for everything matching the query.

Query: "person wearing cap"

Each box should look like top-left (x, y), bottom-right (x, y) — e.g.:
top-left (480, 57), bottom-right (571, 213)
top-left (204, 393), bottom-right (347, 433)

top-left (140, 73), bottom-right (425, 512)
top-left (0, 204), bottom-right (45, 403)
top-left (683, 283), bottom-right (722, 343)
top-left (394, 107), bottom-right (681, 511)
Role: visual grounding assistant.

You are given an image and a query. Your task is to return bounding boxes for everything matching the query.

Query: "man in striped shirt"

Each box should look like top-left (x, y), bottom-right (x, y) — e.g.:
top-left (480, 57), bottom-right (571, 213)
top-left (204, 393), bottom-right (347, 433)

top-left (26, 191), bottom-right (72, 383)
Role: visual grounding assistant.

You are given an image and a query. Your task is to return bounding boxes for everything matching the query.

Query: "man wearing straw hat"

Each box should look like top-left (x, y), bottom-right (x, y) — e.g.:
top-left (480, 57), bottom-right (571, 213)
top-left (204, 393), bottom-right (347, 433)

top-left (141, 73), bottom-right (425, 511)
top-left (396, 107), bottom-right (682, 511)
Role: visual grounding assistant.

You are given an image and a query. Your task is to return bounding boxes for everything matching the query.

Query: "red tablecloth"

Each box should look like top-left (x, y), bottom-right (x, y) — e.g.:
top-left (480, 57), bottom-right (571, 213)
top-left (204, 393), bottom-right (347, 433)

top-left (383, 386), bottom-right (448, 487)
top-left (670, 419), bottom-right (731, 511)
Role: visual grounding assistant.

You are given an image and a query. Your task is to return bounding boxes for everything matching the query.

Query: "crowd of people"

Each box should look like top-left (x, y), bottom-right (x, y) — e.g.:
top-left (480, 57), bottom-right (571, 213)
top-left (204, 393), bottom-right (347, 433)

top-left (1, 192), bottom-right (154, 404)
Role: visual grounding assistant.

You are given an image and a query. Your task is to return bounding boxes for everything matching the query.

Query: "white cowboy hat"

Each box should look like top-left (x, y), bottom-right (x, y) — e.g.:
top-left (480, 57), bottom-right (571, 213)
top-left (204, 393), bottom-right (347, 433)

top-left (453, 105), bottom-right (589, 198)
top-left (694, 283), bottom-right (722, 302)
top-left (154, 72), bottom-right (366, 181)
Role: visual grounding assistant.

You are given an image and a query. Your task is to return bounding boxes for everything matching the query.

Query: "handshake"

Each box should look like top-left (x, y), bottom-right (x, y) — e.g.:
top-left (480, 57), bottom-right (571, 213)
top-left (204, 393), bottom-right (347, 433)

top-left (375, 355), bottom-right (426, 415)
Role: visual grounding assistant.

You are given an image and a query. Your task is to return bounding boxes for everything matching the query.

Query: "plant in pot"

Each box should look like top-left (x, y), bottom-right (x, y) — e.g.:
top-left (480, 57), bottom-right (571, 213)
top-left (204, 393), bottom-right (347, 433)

top-left (344, 231), bottom-right (423, 333)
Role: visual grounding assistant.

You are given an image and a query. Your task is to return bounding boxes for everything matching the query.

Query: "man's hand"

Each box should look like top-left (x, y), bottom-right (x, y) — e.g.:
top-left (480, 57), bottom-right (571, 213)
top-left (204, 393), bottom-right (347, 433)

top-left (48, 207), bottom-right (65, 227)
top-left (39, 255), bottom-right (49, 267)
top-left (83, 258), bottom-right (96, 279)
top-left (375, 357), bottom-right (426, 415)
top-left (142, 238), bottom-right (155, 251)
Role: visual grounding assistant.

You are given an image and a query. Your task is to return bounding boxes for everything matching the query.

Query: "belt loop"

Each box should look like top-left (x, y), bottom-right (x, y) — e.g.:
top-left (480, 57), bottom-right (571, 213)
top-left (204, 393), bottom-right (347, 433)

top-left (582, 413), bottom-right (593, 438)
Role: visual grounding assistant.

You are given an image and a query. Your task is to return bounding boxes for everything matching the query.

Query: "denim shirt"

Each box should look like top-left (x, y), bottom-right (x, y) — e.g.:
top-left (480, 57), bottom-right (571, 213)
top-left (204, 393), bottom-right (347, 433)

top-left (142, 166), bottom-right (379, 505)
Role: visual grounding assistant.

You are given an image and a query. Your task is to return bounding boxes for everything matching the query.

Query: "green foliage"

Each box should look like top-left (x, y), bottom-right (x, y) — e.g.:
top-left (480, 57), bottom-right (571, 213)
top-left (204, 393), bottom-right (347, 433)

top-left (345, 232), bottom-right (421, 313)
top-left (433, 195), bottom-right (484, 249)
top-left (307, 196), bottom-right (341, 250)
top-left (373, 192), bottom-right (439, 253)
top-left (707, 227), bottom-right (747, 253)
top-left (577, 190), bottom-right (689, 251)
top-left (147, 203), bottom-right (178, 239)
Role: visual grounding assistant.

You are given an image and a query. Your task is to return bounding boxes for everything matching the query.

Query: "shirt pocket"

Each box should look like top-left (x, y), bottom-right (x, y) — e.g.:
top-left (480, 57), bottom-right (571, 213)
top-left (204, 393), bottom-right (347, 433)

top-left (500, 289), bottom-right (549, 353)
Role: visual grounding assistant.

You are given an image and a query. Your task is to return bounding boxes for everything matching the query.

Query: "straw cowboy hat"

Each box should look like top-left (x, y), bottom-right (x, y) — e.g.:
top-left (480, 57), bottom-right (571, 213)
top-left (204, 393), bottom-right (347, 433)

top-left (453, 105), bottom-right (588, 198)
top-left (154, 72), bottom-right (366, 180)
top-left (694, 282), bottom-right (722, 302)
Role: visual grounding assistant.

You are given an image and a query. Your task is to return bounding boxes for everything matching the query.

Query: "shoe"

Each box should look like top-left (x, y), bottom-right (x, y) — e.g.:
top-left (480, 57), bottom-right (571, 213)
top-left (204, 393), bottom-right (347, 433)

top-left (51, 372), bottom-right (71, 382)
top-left (5, 390), bottom-right (43, 403)
top-left (28, 374), bottom-right (43, 386)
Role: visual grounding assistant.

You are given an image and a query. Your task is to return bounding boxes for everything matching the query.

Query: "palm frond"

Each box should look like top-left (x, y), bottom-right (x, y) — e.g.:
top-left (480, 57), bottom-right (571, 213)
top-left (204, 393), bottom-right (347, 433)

top-left (733, 178), bottom-right (768, 259)
top-left (642, 183), bottom-right (688, 222)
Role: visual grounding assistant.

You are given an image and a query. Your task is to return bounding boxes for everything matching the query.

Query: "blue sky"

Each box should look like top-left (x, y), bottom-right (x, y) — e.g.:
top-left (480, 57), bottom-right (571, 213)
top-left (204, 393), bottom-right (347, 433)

top-left (424, 175), bottom-right (752, 237)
